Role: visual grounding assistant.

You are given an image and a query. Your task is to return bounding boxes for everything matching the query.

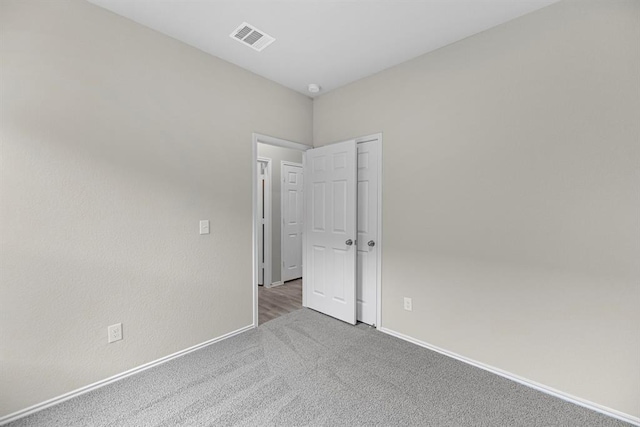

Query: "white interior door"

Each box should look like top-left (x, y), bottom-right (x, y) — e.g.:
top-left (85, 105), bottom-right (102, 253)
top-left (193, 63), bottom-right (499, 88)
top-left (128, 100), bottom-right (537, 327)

top-left (356, 141), bottom-right (378, 325)
top-left (282, 163), bottom-right (303, 282)
top-left (304, 140), bottom-right (357, 324)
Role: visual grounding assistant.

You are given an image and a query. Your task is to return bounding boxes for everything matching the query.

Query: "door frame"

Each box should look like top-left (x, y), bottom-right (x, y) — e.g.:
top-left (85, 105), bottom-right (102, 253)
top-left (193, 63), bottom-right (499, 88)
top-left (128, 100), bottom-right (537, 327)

top-left (257, 157), bottom-right (272, 288)
top-left (302, 133), bottom-right (383, 328)
top-left (357, 134), bottom-right (383, 328)
top-left (281, 161), bottom-right (304, 284)
top-left (252, 133), bottom-right (310, 328)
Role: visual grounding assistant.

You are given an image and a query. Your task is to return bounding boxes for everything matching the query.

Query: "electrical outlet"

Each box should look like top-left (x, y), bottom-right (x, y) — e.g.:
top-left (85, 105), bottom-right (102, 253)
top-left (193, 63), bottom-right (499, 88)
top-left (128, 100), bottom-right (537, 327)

top-left (108, 323), bottom-right (123, 343)
top-left (403, 297), bottom-right (412, 311)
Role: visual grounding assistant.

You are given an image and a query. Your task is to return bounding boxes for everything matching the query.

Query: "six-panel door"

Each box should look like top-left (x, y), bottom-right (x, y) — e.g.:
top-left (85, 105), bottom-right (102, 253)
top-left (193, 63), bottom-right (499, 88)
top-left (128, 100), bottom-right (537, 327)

top-left (282, 163), bottom-right (304, 282)
top-left (304, 140), bottom-right (357, 325)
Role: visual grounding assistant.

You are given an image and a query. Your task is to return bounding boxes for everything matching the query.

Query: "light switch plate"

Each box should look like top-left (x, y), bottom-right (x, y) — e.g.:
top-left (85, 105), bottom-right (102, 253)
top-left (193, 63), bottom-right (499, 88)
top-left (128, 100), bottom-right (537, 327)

top-left (199, 220), bottom-right (210, 235)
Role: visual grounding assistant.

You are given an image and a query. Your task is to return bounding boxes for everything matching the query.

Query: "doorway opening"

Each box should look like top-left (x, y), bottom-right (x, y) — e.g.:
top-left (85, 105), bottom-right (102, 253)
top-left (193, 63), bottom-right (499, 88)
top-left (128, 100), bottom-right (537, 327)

top-left (252, 133), bottom-right (382, 328)
top-left (253, 134), bottom-right (310, 326)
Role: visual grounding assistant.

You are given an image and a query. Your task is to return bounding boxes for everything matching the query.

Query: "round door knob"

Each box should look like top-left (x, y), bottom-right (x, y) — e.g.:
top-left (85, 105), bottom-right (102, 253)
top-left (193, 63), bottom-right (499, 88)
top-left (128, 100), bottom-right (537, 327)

top-left (345, 239), bottom-right (353, 246)
top-left (368, 240), bottom-right (375, 247)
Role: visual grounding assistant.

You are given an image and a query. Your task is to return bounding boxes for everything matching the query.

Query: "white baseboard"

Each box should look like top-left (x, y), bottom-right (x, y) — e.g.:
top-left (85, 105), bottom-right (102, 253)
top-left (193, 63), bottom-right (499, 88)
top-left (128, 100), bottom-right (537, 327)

top-left (0, 324), bottom-right (255, 426)
top-left (267, 280), bottom-right (283, 288)
top-left (4, 324), bottom-right (635, 426)
top-left (378, 327), bottom-right (639, 426)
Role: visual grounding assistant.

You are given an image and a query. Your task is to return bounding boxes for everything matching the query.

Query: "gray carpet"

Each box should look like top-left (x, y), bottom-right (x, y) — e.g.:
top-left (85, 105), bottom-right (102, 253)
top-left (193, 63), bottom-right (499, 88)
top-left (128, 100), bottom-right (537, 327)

top-left (9, 308), bottom-right (630, 426)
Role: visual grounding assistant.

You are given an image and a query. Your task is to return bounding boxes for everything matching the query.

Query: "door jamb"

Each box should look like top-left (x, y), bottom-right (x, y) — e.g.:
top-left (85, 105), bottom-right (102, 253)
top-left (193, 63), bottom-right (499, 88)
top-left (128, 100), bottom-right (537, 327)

top-left (252, 133), bottom-right (310, 328)
top-left (257, 157), bottom-right (272, 289)
top-left (280, 161), bottom-right (304, 284)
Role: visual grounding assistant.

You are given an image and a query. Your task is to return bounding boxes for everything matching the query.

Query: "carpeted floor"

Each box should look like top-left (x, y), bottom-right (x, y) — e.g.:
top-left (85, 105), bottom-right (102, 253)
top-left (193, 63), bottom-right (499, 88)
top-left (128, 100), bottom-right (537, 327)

top-left (9, 308), bottom-right (630, 426)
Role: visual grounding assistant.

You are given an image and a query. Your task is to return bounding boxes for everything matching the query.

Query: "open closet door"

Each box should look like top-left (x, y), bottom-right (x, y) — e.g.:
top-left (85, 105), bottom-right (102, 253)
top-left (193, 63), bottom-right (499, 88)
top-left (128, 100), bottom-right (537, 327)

top-left (304, 140), bottom-right (357, 325)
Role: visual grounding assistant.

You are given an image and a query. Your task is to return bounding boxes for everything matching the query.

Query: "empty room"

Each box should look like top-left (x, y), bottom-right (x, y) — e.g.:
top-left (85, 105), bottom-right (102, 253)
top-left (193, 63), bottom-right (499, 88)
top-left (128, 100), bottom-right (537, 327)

top-left (1, 0), bottom-right (638, 426)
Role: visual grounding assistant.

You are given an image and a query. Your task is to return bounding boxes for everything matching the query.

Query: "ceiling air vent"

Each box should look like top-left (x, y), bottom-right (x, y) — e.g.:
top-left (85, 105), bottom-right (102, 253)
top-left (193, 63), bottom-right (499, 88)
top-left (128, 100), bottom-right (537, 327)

top-left (230, 22), bottom-right (275, 52)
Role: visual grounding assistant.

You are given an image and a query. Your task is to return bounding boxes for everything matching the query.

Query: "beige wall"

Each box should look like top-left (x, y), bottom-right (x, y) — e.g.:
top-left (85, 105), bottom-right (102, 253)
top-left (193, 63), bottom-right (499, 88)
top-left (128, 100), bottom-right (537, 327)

top-left (0, 0), bottom-right (312, 417)
top-left (314, 0), bottom-right (639, 419)
top-left (257, 143), bottom-right (304, 284)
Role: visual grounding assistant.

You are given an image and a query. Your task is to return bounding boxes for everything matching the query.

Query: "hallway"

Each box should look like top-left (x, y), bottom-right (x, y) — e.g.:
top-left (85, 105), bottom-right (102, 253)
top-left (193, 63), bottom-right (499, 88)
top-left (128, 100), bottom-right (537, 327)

top-left (258, 279), bottom-right (302, 325)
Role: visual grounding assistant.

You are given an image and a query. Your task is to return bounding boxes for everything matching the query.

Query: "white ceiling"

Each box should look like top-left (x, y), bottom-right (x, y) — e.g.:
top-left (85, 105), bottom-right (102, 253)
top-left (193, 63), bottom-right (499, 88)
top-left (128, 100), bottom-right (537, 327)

top-left (87, 0), bottom-right (559, 97)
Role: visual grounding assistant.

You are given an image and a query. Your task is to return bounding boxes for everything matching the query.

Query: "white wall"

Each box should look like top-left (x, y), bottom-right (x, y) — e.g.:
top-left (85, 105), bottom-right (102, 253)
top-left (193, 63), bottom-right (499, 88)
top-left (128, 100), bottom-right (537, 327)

top-left (0, 0), bottom-right (312, 417)
top-left (257, 143), bottom-right (304, 284)
top-left (314, 0), bottom-right (639, 419)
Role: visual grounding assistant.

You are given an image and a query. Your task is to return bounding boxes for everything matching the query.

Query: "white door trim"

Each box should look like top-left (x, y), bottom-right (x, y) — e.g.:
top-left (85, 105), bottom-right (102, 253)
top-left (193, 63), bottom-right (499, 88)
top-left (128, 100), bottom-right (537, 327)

top-left (281, 161), bottom-right (303, 284)
top-left (257, 157), bottom-right (272, 289)
top-left (252, 133), bottom-right (310, 328)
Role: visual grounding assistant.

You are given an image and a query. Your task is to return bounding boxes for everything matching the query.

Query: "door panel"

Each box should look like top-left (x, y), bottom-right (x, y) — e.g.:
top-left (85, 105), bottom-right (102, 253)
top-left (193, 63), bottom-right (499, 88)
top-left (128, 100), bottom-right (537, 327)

top-left (304, 140), bottom-right (357, 324)
top-left (282, 163), bottom-right (303, 282)
top-left (332, 181), bottom-right (347, 232)
top-left (356, 141), bottom-right (378, 325)
top-left (312, 246), bottom-right (325, 295)
top-left (312, 183), bottom-right (325, 231)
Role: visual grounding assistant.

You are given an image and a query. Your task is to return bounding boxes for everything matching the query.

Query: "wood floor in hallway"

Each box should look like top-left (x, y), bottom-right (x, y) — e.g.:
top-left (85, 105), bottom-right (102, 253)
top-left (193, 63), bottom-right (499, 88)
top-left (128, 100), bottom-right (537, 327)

top-left (258, 278), bottom-right (302, 325)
